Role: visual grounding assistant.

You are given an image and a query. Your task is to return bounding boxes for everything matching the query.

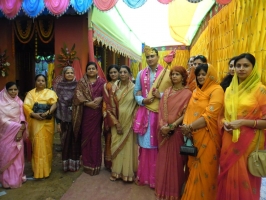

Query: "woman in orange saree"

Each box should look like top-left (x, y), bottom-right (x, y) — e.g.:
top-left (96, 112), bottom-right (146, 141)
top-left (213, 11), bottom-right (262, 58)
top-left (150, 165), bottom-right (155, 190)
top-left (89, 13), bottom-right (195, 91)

top-left (217, 53), bottom-right (266, 200)
top-left (180, 64), bottom-right (224, 200)
top-left (155, 66), bottom-right (192, 200)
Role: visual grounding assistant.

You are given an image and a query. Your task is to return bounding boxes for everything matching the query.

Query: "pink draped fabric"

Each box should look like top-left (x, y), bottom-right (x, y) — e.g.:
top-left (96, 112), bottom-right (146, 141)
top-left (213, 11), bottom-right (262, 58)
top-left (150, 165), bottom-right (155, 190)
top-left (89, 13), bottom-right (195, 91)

top-left (216, 0), bottom-right (232, 4)
top-left (44, 0), bottom-right (70, 16)
top-left (137, 148), bottom-right (157, 188)
top-left (93, 0), bottom-right (118, 11)
top-left (0, 0), bottom-right (22, 19)
top-left (0, 88), bottom-right (26, 188)
top-left (158, 0), bottom-right (173, 4)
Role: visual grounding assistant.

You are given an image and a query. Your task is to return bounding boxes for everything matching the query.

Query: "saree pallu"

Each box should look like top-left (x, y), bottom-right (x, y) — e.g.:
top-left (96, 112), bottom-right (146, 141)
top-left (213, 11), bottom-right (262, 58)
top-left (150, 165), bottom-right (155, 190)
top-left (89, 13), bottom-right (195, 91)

top-left (186, 67), bottom-right (196, 92)
top-left (24, 88), bottom-right (57, 178)
top-left (103, 82), bottom-right (116, 170)
top-left (61, 122), bottom-right (81, 172)
top-left (217, 83), bottom-right (266, 200)
top-left (110, 81), bottom-right (137, 181)
top-left (0, 88), bottom-right (26, 188)
top-left (155, 87), bottom-right (192, 200)
top-left (181, 66), bottom-right (224, 200)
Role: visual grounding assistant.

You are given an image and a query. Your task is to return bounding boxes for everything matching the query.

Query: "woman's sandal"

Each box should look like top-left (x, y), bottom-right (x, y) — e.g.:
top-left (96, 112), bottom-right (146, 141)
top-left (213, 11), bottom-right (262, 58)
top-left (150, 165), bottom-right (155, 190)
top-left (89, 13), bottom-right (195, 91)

top-left (109, 176), bottom-right (116, 181)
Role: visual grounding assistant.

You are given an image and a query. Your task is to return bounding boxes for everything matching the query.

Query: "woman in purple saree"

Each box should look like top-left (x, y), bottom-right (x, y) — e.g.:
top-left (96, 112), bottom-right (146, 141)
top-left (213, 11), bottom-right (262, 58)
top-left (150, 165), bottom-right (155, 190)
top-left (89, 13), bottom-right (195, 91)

top-left (73, 62), bottom-right (105, 175)
top-left (0, 82), bottom-right (27, 188)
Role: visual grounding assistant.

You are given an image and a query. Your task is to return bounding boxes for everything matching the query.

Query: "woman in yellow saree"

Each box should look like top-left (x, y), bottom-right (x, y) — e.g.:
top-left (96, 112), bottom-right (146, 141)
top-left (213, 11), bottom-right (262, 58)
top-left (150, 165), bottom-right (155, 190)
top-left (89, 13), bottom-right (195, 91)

top-left (217, 53), bottom-right (266, 200)
top-left (108, 65), bottom-right (137, 182)
top-left (24, 74), bottom-right (57, 179)
top-left (180, 64), bottom-right (224, 200)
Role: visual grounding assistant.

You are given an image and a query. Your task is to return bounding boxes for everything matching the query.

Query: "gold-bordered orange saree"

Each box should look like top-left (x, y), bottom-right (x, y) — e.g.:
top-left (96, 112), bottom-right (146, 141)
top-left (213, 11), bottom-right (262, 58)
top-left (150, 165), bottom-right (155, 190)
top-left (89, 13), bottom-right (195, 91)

top-left (217, 64), bottom-right (266, 200)
top-left (181, 66), bottom-right (224, 200)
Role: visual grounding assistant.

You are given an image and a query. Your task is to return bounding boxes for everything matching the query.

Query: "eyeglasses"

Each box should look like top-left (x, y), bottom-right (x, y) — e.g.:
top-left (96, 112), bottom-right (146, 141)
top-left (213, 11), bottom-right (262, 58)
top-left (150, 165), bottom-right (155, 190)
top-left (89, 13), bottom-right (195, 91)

top-left (146, 55), bottom-right (156, 59)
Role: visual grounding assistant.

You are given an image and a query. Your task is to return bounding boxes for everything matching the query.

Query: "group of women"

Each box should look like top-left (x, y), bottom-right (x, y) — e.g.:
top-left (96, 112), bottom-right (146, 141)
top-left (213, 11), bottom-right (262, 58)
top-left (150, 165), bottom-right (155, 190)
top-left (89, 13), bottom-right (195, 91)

top-left (0, 53), bottom-right (265, 200)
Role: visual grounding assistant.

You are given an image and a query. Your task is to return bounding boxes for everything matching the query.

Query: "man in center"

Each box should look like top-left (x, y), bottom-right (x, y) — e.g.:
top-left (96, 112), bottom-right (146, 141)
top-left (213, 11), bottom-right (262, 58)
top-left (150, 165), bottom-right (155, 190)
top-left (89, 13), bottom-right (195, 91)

top-left (133, 46), bottom-right (171, 188)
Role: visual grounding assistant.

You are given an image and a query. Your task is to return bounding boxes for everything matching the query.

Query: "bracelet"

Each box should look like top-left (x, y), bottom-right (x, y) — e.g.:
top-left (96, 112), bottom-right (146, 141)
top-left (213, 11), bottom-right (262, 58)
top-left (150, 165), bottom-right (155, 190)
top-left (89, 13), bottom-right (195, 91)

top-left (188, 124), bottom-right (194, 132)
top-left (168, 124), bottom-right (175, 131)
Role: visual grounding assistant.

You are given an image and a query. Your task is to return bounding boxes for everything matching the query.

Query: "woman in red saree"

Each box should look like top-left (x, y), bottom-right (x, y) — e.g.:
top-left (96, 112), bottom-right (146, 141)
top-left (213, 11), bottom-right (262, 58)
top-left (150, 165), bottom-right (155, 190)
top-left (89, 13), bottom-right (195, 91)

top-left (155, 66), bottom-right (192, 200)
top-left (73, 62), bottom-right (105, 176)
top-left (180, 64), bottom-right (224, 200)
top-left (103, 64), bottom-right (120, 170)
top-left (217, 53), bottom-right (266, 200)
top-left (0, 82), bottom-right (27, 188)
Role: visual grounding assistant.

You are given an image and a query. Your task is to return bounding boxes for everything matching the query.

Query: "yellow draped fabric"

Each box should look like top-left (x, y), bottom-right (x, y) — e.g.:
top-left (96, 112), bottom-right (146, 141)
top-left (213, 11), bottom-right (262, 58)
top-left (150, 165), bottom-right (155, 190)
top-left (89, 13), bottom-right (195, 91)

top-left (225, 64), bottom-right (261, 142)
top-left (130, 61), bottom-right (140, 79)
top-left (47, 63), bottom-right (54, 88)
top-left (141, 49), bottom-right (190, 70)
top-left (23, 88), bottom-right (57, 178)
top-left (190, 0), bottom-right (266, 84)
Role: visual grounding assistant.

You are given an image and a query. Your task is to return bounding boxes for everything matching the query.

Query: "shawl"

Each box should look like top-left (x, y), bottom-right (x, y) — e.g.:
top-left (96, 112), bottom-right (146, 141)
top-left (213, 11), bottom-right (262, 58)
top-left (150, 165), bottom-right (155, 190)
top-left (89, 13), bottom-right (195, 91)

top-left (225, 64), bottom-right (261, 142)
top-left (0, 88), bottom-right (25, 136)
top-left (72, 74), bottom-right (106, 139)
top-left (55, 79), bottom-right (77, 122)
top-left (103, 82), bottom-right (119, 129)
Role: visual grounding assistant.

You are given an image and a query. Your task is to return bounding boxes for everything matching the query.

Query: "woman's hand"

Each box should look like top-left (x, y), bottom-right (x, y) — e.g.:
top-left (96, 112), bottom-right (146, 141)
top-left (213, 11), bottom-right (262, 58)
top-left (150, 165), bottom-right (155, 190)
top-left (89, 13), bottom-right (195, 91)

top-left (143, 97), bottom-right (154, 105)
top-left (180, 124), bottom-right (192, 138)
top-left (152, 88), bottom-right (160, 99)
top-left (15, 131), bottom-right (23, 142)
top-left (116, 123), bottom-right (123, 135)
top-left (223, 121), bottom-right (233, 132)
top-left (94, 97), bottom-right (103, 105)
top-left (85, 101), bottom-right (99, 109)
top-left (160, 125), bottom-right (170, 136)
top-left (227, 120), bottom-right (244, 130)
top-left (32, 113), bottom-right (45, 120)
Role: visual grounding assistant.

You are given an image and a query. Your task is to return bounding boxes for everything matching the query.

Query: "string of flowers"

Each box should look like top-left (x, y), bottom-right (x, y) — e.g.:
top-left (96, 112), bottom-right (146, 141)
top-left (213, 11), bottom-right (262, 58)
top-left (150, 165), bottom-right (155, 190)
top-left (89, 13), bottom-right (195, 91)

top-left (0, 50), bottom-right (10, 77)
top-left (57, 43), bottom-right (79, 68)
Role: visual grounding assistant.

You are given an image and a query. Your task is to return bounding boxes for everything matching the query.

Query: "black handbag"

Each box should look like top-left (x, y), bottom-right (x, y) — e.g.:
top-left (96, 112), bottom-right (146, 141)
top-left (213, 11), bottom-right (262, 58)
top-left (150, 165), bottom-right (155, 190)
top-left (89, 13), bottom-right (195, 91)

top-left (32, 102), bottom-right (52, 120)
top-left (180, 137), bottom-right (198, 157)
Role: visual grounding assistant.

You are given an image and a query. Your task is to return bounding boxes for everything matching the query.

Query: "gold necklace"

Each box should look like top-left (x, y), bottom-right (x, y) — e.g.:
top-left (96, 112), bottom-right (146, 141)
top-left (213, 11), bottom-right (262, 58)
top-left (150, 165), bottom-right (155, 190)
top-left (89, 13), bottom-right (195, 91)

top-left (172, 86), bottom-right (184, 91)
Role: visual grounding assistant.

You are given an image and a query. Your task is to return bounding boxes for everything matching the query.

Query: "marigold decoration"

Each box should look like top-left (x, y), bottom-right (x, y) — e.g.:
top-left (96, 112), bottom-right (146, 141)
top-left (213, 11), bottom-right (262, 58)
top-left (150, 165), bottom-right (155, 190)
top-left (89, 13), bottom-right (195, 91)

top-left (0, 50), bottom-right (10, 77)
top-left (57, 43), bottom-right (79, 68)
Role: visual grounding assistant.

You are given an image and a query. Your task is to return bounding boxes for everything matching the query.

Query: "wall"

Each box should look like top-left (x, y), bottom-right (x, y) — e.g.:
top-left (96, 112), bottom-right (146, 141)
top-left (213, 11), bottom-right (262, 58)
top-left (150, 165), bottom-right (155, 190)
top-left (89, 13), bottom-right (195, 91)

top-left (54, 15), bottom-right (88, 76)
top-left (0, 19), bottom-right (16, 89)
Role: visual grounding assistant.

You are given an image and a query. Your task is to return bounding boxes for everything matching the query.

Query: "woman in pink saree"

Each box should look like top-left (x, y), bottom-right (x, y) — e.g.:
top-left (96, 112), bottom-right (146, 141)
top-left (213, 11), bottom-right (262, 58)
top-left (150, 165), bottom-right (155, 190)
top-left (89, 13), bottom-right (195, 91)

top-left (0, 82), bottom-right (27, 188)
top-left (155, 66), bottom-right (192, 200)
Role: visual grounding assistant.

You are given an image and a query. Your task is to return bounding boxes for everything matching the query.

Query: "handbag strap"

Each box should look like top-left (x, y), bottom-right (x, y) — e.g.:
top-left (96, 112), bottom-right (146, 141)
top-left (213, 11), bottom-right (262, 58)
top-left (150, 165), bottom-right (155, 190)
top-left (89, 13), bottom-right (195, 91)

top-left (185, 137), bottom-right (195, 146)
top-left (255, 130), bottom-right (262, 153)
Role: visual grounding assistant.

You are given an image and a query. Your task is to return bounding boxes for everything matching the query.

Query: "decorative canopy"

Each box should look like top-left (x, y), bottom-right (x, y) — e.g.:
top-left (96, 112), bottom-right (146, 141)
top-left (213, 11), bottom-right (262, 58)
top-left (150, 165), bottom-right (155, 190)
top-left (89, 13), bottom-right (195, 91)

top-left (0, 0), bottom-right (232, 19)
top-left (0, 0), bottom-right (232, 60)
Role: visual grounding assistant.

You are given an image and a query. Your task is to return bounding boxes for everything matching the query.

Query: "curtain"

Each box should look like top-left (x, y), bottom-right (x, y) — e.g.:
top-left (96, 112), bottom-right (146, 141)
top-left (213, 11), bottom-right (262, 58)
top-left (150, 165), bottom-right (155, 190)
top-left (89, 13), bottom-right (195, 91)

top-left (190, 0), bottom-right (266, 84)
